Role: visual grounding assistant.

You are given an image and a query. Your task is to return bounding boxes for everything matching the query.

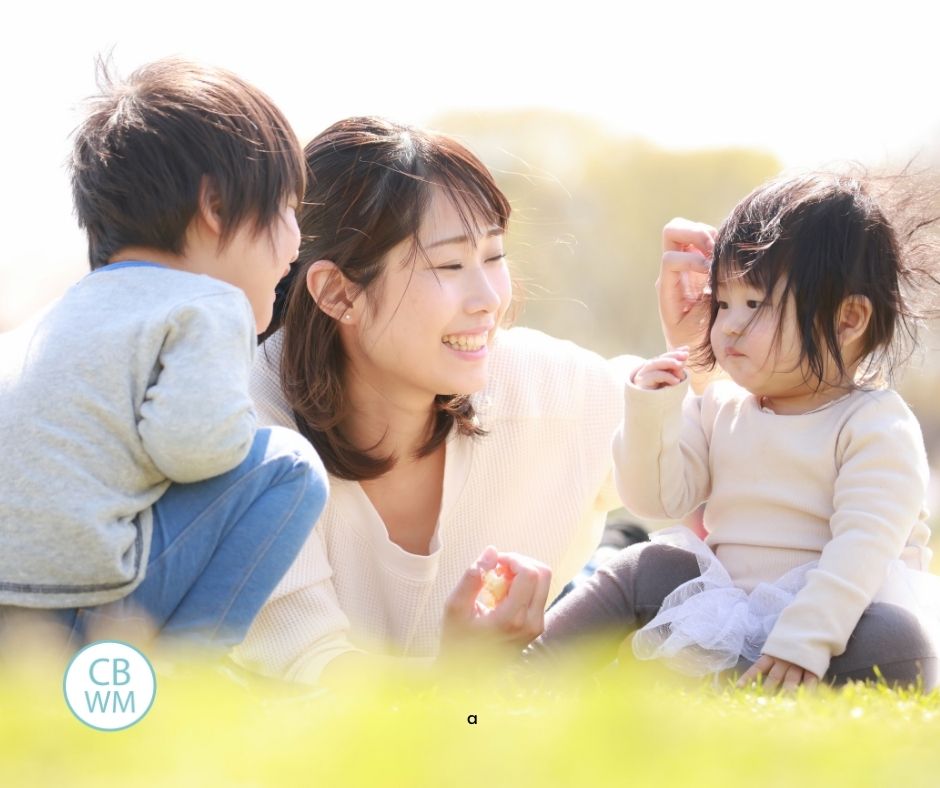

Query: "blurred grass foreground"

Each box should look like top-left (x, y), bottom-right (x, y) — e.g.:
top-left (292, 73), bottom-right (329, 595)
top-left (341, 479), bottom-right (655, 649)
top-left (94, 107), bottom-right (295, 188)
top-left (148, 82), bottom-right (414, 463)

top-left (3, 639), bottom-right (940, 788)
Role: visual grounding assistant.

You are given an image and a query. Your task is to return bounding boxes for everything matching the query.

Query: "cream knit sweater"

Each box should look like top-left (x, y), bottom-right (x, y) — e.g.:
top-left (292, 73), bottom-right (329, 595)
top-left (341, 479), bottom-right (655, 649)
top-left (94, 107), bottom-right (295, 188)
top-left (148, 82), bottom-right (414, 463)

top-left (614, 377), bottom-right (932, 677)
top-left (233, 327), bottom-right (638, 683)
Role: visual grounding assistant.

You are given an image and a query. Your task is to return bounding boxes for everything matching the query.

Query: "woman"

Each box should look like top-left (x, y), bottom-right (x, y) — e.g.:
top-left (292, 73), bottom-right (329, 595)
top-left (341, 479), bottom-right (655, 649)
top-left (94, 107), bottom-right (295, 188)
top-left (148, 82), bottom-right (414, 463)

top-left (232, 117), bottom-right (713, 685)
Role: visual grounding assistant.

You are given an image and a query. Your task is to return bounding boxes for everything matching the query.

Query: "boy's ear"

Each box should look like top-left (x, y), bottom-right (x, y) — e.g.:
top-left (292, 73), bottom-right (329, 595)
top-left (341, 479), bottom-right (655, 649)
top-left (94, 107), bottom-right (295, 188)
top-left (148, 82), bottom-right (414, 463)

top-left (837, 294), bottom-right (873, 345)
top-left (306, 261), bottom-right (356, 322)
top-left (196, 176), bottom-right (225, 237)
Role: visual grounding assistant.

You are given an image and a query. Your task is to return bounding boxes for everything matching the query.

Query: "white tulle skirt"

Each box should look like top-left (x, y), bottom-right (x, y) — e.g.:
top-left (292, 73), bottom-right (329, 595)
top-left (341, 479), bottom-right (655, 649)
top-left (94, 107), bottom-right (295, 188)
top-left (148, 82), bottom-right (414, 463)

top-left (631, 526), bottom-right (940, 677)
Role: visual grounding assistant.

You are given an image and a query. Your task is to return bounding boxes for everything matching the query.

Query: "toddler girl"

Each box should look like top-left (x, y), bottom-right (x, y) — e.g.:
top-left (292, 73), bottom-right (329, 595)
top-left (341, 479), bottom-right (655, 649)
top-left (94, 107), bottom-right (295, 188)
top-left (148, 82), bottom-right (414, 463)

top-left (529, 173), bottom-right (940, 690)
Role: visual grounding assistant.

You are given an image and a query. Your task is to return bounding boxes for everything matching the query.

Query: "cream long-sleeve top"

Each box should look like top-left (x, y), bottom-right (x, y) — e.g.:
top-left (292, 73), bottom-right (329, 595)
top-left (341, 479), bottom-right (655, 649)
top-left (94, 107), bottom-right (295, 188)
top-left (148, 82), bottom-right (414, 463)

top-left (614, 376), bottom-right (932, 678)
top-left (233, 327), bottom-right (639, 683)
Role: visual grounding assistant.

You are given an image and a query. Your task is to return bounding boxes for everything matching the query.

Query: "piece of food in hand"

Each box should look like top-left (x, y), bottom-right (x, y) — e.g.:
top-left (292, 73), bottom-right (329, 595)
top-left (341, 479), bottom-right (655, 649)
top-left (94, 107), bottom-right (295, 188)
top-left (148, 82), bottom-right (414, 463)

top-left (477, 565), bottom-right (511, 609)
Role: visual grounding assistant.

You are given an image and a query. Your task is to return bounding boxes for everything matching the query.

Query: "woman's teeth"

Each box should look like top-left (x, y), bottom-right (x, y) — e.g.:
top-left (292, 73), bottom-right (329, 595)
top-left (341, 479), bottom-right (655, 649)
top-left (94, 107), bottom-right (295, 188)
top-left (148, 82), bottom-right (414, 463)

top-left (442, 334), bottom-right (486, 351)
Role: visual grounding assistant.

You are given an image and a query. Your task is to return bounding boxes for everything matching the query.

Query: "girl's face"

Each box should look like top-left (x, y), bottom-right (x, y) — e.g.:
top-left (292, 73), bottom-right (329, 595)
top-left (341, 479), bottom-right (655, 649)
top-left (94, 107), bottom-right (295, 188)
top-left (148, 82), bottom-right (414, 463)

top-left (345, 190), bottom-right (511, 406)
top-left (710, 277), bottom-right (816, 405)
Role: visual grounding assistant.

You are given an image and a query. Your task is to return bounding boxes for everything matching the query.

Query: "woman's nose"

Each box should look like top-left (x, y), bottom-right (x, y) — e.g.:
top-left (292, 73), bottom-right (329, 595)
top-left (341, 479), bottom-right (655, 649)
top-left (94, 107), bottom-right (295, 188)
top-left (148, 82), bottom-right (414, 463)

top-left (466, 268), bottom-right (501, 314)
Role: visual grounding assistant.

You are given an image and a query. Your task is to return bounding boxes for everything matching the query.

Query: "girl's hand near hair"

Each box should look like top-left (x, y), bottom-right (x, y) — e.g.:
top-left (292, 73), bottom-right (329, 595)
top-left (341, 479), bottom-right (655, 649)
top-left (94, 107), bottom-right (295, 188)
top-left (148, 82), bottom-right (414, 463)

top-left (737, 654), bottom-right (820, 692)
top-left (658, 218), bottom-right (715, 352)
top-left (440, 547), bottom-right (552, 660)
top-left (633, 348), bottom-right (689, 390)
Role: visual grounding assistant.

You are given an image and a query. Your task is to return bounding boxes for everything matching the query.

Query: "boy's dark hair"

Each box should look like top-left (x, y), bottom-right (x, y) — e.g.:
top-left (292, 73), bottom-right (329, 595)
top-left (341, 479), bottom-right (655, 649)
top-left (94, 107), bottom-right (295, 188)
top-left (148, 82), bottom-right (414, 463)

top-left (266, 116), bottom-right (511, 481)
top-left (71, 57), bottom-right (305, 269)
top-left (697, 171), bottom-right (939, 388)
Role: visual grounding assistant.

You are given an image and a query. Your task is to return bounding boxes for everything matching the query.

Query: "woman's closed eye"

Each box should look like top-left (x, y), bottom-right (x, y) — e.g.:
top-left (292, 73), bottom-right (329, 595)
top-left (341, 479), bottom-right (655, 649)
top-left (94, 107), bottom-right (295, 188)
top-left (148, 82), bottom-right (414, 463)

top-left (434, 252), bottom-right (505, 271)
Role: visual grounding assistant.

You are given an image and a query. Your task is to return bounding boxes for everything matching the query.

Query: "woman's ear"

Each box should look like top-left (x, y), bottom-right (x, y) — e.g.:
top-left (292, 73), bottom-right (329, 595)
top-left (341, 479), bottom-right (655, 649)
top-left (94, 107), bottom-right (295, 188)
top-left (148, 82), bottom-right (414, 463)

top-left (837, 294), bottom-right (873, 346)
top-left (306, 261), bottom-right (356, 322)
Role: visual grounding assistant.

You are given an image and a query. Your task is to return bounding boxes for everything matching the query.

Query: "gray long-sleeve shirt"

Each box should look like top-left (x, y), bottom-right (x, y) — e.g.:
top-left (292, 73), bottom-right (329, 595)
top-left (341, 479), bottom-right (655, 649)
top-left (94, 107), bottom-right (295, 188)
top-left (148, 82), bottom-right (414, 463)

top-left (0, 262), bottom-right (257, 608)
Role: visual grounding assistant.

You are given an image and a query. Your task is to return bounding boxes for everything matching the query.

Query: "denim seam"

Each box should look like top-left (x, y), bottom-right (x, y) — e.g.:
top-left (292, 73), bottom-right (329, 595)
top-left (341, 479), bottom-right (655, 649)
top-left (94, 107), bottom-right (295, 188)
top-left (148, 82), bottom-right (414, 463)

top-left (206, 467), bottom-right (312, 639)
top-left (149, 454), bottom-right (300, 567)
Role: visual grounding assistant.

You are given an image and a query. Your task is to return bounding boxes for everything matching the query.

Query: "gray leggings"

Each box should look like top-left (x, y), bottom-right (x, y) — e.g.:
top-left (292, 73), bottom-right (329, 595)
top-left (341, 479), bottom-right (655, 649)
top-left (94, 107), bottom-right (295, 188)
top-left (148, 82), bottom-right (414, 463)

top-left (528, 542), bottom-right (938, 688)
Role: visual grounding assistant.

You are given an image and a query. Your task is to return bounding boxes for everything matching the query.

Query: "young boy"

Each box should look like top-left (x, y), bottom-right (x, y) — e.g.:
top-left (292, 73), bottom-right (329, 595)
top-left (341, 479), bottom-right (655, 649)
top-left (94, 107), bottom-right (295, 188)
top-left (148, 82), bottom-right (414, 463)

top-left (0, 58), bottom-right (327, 650)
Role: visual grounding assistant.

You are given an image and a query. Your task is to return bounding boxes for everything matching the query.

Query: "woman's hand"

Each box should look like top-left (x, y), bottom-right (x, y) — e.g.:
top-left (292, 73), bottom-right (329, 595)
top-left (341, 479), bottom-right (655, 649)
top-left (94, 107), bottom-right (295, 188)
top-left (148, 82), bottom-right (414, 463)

top-left (657, 218), bottom-right (716, 352)
top-left (633, 348), bottom-right (689, 390)
top-left (737, 654), bottom-right (820, 692)
top-left (440, 546), bottom-right (552, 658)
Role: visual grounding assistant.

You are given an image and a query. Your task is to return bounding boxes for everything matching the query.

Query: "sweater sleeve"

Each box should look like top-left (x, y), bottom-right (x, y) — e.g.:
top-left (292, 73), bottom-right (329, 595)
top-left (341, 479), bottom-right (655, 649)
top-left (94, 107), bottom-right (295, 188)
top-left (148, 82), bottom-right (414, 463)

top-left (231, 528), bottom-right (362, 684)
top-left (138, 292), bottom-right (256, 483)
top-left (761, 392), bottom-right (930, 678)
top-left (589, 353), bottom-right (644, 513)
top-left (613, 375), bottom-right (712, 520)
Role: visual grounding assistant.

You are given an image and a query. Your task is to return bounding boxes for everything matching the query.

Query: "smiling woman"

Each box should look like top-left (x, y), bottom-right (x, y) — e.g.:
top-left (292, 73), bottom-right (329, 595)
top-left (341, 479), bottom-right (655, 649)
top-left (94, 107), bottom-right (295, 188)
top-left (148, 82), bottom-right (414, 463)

top-left (230, 117), bottom-right (704, 687)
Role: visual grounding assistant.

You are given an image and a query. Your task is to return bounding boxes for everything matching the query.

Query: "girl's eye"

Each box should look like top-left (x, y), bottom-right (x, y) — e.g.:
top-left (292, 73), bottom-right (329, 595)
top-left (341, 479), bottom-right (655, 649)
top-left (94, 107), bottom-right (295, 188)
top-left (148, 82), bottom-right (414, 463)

top-left (435, 263), bottom-right (463, 271)
top-left (485, 253), bottom-right (506, 264)
top-left (716, 301), bottom-right (729, 310)
top-left (746, 299), bottom-right (764, 309)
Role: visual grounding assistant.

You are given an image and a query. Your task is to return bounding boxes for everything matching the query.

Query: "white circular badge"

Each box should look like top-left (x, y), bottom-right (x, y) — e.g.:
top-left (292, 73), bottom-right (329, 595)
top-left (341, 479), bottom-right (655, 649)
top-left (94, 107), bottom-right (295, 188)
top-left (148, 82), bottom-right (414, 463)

top-left (63, 641), bottom-right (156, 731)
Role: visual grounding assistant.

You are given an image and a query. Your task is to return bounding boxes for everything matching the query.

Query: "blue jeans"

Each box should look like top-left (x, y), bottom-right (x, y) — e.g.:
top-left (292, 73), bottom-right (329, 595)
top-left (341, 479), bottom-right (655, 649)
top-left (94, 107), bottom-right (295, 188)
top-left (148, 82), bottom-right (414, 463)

top-left (55, 425), bottom-right (327, 651)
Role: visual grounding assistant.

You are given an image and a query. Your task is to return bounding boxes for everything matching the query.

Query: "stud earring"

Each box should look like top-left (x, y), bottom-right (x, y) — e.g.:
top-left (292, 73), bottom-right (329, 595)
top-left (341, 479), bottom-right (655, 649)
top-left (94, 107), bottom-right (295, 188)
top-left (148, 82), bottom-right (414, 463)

top-left (342, 312), bottom-right (352, 321)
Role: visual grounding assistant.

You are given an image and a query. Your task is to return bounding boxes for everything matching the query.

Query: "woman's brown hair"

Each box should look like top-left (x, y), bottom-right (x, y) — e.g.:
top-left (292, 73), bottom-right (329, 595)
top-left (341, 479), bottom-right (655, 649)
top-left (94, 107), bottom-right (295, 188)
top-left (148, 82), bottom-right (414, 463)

top-left (266, 117), bottom-right (512, 480)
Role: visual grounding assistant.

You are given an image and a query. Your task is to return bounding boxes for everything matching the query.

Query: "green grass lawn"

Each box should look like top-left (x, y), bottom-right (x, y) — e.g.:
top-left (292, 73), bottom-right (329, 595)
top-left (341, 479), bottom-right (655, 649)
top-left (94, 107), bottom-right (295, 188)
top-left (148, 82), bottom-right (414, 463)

top-left (3, 644), bottom-right (940, 788)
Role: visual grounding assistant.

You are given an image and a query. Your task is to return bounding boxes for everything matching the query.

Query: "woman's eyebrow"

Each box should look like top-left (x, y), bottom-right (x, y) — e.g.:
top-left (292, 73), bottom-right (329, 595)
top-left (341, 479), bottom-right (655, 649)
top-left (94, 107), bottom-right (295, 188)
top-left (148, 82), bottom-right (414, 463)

top-left (426, 227), bottom-right (504, 249)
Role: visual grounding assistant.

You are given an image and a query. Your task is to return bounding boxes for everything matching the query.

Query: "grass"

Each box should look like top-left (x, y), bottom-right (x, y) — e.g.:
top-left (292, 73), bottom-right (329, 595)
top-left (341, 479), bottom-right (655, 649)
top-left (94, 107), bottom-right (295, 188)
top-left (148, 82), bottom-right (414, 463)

top-left (2, 642), bottom-right (940, 788)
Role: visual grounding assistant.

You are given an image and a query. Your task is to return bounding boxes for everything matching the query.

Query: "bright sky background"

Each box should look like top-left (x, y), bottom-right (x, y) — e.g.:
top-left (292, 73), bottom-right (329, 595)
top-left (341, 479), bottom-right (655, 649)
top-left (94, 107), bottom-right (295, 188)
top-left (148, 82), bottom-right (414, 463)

top-left (2, 0), bottom-right (938, 328)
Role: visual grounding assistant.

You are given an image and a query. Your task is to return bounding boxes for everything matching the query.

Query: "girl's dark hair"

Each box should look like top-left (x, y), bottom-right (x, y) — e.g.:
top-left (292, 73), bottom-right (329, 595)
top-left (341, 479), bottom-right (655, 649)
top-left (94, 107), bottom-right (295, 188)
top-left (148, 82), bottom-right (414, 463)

top-left (697, 171), bottom-right (939, 388)
top-left (267, 117), bottom-right (511, 481)
top-left (71, 57), bottom-right (305, 269)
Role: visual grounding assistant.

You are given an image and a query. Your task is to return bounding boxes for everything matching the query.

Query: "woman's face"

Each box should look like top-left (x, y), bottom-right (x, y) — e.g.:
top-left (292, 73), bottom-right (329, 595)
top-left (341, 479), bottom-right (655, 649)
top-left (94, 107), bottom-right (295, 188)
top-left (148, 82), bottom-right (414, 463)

top-left (345, 190), bottom-right (511, 405)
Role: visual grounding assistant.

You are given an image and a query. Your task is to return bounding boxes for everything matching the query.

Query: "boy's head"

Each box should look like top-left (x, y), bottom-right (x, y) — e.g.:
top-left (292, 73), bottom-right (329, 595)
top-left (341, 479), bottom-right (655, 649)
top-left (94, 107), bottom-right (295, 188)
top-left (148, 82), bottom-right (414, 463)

top-left (71, 57), bottom-right (305, 272)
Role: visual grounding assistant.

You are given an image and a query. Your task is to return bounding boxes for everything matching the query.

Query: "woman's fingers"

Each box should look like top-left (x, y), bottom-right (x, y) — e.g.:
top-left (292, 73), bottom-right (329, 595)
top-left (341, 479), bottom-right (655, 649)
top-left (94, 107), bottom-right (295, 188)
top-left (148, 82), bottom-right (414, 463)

top-left (658, 222), bottom-right (714, 351)
top-left (523, 561), bottom-right (552, 641)
top-left (662, 218), bottom-right (717, 254)
top-left (660, 249), bottom-right (711, 276)
top-left (490, 553), bottom-right (552, 642)
top-left (442, 546), bottom-right (498, 624)
top-left (442, 549), bottom-right (552, 656)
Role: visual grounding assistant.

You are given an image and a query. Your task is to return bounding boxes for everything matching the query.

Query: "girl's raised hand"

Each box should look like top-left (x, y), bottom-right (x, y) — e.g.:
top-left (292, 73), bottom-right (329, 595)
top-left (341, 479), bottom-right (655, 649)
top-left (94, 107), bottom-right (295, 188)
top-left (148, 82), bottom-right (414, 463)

top-left (440, 547), bottom-right (552, 657)
top-left (633, 348), bottom-right (689, 390)
top-left (658, 218), bottom-right (716, 352)
top-left (737, 654), bottom-right (820, 692)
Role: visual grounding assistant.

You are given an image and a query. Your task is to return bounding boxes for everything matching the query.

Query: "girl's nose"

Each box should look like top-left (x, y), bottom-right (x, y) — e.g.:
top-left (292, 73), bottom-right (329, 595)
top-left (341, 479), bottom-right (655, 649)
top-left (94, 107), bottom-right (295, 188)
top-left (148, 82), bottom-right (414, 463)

top-left (722, 313), bottom-right (744, 336)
